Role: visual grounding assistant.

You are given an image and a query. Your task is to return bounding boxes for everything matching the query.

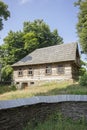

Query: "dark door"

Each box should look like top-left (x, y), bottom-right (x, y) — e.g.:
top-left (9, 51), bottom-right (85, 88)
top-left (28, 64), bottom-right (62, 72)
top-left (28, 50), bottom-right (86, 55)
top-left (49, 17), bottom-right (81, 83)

top-left (22, 83), bottom-right (28, 88)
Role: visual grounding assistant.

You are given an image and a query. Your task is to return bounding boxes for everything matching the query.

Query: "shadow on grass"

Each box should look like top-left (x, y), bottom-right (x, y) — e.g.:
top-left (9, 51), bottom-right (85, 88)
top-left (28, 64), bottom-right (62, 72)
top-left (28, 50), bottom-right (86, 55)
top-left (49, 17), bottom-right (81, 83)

top-left (0, 85), bottom-right (16, 94)
top-left (35, 84), bottom-right (87, 96)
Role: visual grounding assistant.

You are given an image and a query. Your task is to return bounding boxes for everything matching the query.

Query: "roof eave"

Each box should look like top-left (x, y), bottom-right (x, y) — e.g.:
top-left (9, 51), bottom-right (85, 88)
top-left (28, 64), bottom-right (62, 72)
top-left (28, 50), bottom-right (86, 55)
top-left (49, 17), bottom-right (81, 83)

top-left (11, 60), bottom-right (76, 67)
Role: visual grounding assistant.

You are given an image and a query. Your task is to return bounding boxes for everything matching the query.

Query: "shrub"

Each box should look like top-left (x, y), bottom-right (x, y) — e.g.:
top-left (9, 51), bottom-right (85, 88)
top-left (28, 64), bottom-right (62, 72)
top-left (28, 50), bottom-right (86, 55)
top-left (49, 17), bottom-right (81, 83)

top-left (9, 85), bottom-right (17, 91)
top-left (1, 65), bottom-right (13, 81)
top-left (79, 67), bottom-right (86, 76)
top-left (79, 72), bottom-right (87, 86)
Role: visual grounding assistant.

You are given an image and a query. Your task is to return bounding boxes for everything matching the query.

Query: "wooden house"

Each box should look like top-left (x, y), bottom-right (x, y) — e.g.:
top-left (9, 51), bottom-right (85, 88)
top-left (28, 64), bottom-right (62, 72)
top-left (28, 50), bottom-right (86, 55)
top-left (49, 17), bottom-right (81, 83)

top-left (12, 43), bottom-right (80, 88)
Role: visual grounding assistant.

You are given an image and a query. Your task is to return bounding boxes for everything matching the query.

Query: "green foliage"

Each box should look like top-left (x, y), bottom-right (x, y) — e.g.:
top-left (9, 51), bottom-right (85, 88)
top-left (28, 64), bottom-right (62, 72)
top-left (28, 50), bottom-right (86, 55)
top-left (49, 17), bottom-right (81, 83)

top-left (1, 65), bottom-right (13, 81)
top-left (1, 31), bottom-right (26, 65)
top-left (79, 72), bottom-right (87, 86)
top-left (75, 0), bottom-right (87, 53)
top-left (0, 84), bottom-right (16, 94)
top-left (24, 32), bottom-right (39, 51)
top-left (9, 85), bottom-right (17, 91)
top-left (80, 60), bottom-right (87, 66)
top-left (79, 60), bottom-right (87, 76)
top-left (1, 19), bottom-right (63, 66)
top-left (0, 19), bottom-right (63, 80)
top-left (24, 112), bottom-right (87, 130)
top-left (79, 67), bottom-right (86, 76)
top-left (23, 19), bottom-right (63, 49)
top-left (74, 0), bottom-right (82, 6)
top-left (0, 1), bottom-right (10, 30)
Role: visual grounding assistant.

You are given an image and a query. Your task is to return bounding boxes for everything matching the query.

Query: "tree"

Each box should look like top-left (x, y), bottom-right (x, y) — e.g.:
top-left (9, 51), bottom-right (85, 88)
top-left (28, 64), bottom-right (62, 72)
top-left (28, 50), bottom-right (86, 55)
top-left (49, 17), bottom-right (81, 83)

top-left (0, 1), bottom-right (10, 30)
top-left (24, 32), bottom-right (39, 52)
top-left (1, 19), bottom-right (63, 66)
top-left (1, 19), bottom-right (63, 81)
top-left (1, 31), bottom-right (26, 65)
top-left (79, 72), bottom-right (87, 86)
top-left (79, 59), bottom-right (87, 86)
top-left (1, 65), bottom-right (13, 81)
top-left (75, 0), bottom-right (87, 54)
top-left (23, 19), bottom-right (63, 50)
top-left (79, 60), bottom-right (87, 76)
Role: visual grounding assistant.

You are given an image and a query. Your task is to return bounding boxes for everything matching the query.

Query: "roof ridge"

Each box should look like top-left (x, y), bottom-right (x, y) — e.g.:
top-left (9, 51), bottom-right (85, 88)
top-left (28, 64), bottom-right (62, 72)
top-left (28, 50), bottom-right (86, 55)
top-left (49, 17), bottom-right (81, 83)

top-left (36, 42), bottom-right (77, 51)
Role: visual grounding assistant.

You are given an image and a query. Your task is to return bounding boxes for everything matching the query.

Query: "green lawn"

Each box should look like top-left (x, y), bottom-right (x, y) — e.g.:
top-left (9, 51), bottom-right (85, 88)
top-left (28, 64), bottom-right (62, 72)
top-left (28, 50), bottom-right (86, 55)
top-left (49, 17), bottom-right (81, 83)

top-left (0, 81), bottom-right (87, 100)
top-left (23, 112), bottom-right (87, 130)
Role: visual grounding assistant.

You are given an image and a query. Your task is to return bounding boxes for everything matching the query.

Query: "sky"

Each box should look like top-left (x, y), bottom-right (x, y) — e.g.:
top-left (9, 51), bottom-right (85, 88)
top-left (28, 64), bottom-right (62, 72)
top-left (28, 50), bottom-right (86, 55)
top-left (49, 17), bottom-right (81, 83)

top-left (0, 0), bottom-right (86, 60)
top-left (1, 0), bottom-right (78, 43)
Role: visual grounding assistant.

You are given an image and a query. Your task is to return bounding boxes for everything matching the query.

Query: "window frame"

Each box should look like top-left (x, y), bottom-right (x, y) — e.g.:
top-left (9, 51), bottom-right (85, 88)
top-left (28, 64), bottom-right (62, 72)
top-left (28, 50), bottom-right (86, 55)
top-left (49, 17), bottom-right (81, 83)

top-left (18, 68), bottom-right (23, 77)
top-left (57, 65), bottom-right (65, 75)
top-left (45, 65), bottom-right (52, 75)
top-left (28, 67), bottom-right (33, 76)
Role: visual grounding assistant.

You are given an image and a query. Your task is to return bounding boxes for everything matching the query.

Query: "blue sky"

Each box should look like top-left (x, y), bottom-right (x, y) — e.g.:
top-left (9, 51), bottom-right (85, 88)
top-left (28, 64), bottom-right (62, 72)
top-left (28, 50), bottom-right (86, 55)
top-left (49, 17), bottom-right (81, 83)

top-left (1, 0), bottom-right (78, 44)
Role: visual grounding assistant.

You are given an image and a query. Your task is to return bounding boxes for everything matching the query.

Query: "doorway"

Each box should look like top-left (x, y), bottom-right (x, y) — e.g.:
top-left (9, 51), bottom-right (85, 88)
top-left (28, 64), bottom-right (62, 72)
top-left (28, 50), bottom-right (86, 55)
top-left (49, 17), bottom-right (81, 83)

top-left (22, 82), bottom-right (28, 89)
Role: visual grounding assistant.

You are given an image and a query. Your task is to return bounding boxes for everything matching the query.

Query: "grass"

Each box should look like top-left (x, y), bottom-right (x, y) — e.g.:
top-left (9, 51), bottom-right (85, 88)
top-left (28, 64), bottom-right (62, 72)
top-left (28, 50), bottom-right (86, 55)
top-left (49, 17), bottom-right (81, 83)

top-left (0, 81), bottom-right (87, 100)
top-left (23, 112), bottom-right (87, 130)
top-left (0, 84), bottom-right (16, 94)
top-left (0, 82), bottom-right (87, 129)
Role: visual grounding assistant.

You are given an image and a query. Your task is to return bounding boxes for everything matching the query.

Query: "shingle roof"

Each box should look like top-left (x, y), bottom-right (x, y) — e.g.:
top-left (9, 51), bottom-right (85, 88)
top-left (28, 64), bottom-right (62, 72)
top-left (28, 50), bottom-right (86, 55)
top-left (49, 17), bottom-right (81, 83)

top-left (12, 42), bottom-right (78, 67)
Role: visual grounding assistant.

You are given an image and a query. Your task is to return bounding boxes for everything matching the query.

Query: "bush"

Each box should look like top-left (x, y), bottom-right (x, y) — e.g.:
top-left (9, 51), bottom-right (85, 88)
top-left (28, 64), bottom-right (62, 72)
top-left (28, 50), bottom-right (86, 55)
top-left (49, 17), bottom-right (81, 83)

top-left (0, 85), bottom-right (16, 94)
top-left (79, 72), bottom-right (87, 86)
top-left (1, 65), bottom-right (13, 81)
top-left (9, 85), bottom-right (17, 91)
top-left (79, 67), bottom-right (86, 76)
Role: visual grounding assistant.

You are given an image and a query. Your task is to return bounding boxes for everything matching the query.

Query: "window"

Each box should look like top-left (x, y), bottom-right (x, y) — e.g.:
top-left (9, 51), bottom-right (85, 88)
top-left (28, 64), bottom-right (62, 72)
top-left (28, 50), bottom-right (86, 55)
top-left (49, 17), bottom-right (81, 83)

top-left (28, 68), bottom-right (33, 76)
top-left (16, 82), bottom-right (19, 84)
top-left (57, 65), bottom-right (64, 74)
top-left (22, 83), bottom-right (28, 88)
top-left (18, 68), bottom-right (23, 76)
top-left (45, 65), bottom-right (52, 75)
top-left (30, 82), bottom-right (34, 85)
